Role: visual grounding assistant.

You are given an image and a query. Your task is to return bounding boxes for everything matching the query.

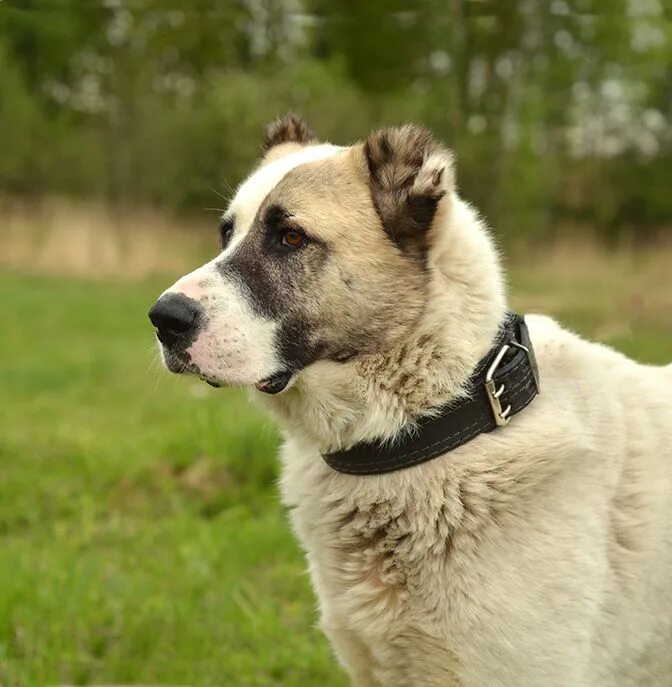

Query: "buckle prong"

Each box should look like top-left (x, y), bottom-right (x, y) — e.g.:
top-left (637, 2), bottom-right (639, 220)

top-left (485, 344), bottom-right (512, 427)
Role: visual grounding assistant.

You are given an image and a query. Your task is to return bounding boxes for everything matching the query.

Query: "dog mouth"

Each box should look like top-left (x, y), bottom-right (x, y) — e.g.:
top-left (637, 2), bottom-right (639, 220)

top-left (161, 347), bottom-right (292, 393)
top-left (201, 371), bottom-right (292, 393)
top-left (254, 371), bottom-right (293, 394)
top-left (163, 350), bottom-right (192, 375)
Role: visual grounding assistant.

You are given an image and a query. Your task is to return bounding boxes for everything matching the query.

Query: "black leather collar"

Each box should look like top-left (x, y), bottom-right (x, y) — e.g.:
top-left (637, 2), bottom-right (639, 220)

top-left (322, 314), bottom-right (540, 474)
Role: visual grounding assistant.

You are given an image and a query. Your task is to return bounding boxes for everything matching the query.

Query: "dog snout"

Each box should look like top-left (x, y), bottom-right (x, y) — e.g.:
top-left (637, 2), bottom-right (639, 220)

top-left (148, 292), bottom-right (202, 346)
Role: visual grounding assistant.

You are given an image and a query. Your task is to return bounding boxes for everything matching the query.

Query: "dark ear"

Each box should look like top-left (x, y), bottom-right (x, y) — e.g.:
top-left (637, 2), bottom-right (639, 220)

top-left (263, 113), bottom-right (315, 151)
top-left (364, 124), bottom-right (454, 259)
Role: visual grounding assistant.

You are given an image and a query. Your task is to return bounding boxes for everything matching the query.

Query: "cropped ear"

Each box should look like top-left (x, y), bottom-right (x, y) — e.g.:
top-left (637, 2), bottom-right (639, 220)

top-left (263, 113), bottom-right (315, 151)
top-left (364, 124), bottom-right (454, 260)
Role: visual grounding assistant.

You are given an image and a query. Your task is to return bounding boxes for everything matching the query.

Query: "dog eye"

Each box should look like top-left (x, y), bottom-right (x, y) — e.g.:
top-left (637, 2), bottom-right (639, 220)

top-left (219, 217), bottom-right (234, 249)
top-left (281, 229), bottom-right (306, 248)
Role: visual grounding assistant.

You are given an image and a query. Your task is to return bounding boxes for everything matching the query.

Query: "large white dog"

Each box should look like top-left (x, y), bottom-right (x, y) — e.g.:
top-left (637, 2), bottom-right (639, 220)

top-left (150, 115), bottom-right (672, 686)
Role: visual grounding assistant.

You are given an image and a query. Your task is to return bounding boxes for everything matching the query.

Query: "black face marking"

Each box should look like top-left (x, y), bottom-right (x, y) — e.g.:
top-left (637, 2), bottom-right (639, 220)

top-left (220, 203), bottom-right (326, 321)
top-left (275, 313), bottom-right (327, 372)
top-left (215, 201), bottom-right (344, 375)
top-left (264, 203), bottom-right (289, 229)
top-left (222, 239), bottom-right (291, 321)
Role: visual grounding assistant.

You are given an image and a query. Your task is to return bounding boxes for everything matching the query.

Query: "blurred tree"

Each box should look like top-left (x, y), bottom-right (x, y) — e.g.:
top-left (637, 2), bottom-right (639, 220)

top-left (312, 0), bottom-right (432, 93)
top-left (0, 0), bottom-right (669, 241)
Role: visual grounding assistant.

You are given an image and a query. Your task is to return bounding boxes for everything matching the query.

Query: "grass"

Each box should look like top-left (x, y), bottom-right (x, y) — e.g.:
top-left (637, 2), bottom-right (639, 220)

top-left (1, 241), bottom-right (670, 686)
top-left (1, 275), bottom-right (336, 687)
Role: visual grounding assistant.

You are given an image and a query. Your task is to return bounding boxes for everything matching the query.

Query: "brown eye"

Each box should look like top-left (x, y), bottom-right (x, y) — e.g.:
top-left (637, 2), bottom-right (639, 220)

top-left (281, 229), bottom-right (305, 248)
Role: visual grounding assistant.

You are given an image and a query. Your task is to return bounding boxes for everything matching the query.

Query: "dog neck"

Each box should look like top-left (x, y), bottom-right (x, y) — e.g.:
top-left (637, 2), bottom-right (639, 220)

top-left (255, 197), bottom-right (508, 453)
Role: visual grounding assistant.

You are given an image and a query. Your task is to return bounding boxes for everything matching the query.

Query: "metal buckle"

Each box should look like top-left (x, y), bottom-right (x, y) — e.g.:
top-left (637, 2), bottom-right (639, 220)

top-left (485, 345), bottom-right (513, 426)
top-left (485, 338), bottom-right (541, 428)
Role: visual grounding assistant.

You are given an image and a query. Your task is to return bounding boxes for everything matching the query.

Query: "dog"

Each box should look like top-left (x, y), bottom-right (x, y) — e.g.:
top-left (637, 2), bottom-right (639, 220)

top-left (149, 115), bottom-right (672, 686)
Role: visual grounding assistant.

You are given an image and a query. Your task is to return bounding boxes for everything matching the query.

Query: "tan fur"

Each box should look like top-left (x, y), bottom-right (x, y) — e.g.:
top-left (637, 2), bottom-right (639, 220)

top-left (254, 136), bottom-right (672, 686)
top-left (158, 120), bottom-right (672, 686)
top-left (261, 141), bottom-right (307, 165)
top-left (258, 146), bottom-right (431, 369)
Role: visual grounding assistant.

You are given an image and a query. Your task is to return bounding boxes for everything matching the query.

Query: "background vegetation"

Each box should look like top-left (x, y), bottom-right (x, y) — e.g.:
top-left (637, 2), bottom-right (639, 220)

top-left (1, 1), bottom-right (671, 686)
top-left (1, 0), bottom-right (671, 241)
top-left (2, 251), bottom-right (671, 686)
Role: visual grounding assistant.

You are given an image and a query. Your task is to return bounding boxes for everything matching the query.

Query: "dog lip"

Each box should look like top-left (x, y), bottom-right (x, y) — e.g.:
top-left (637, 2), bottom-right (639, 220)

top-left (164, 352), bottom-right (189, 374)
top-left (255, 371), bottom-right (293, 394)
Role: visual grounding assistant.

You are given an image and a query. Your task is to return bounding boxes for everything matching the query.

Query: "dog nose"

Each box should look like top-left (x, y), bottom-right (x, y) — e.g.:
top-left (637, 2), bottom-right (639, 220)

top-left (148, 293), bottom-right (202, 345)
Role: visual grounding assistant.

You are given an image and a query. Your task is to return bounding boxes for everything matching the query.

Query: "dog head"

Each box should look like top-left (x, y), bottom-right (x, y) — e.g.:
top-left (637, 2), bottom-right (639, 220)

top-left (149, 115), bottom-right (454, 394)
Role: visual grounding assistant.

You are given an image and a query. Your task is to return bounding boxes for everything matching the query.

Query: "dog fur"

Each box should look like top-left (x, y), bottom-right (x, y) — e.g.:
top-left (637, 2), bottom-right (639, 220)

top-left (153, 116), bottom-right (672, 686)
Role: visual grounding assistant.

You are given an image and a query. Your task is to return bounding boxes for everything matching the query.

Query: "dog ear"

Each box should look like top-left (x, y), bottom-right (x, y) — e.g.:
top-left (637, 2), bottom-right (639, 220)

top-left (364, 124), bottom-right (454, 259)
top-left (263, 113), bottom-right (315, 151)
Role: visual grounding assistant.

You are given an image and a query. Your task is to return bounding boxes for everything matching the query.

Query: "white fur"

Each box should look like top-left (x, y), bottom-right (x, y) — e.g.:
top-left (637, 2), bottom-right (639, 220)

top-left (159, 137), bottom-right (672, 685)
top-left (259, 196), bottom-right (672, 686)
top-left (225, 143), bottom-right (342, 252)
top-left (162, 258), bottom-right (280, 385)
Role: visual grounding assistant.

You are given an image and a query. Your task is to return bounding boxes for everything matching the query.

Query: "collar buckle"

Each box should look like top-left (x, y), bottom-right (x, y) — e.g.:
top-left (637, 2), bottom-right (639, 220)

top-left (484, 344), bottom-right (513, 426)
top-left (485, 333), bottom-right (541, 428)
top-left (323, 313), bottom-right (541, 474)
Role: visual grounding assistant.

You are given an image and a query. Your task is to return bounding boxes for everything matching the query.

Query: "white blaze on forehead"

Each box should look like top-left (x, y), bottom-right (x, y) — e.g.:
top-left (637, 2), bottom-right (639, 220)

top-left (224, 143), bottom-right (343, 253)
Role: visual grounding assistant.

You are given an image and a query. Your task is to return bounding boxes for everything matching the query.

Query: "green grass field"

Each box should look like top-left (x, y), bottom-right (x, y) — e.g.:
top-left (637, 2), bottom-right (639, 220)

top-left (1, 247), bottom-right (670, 686)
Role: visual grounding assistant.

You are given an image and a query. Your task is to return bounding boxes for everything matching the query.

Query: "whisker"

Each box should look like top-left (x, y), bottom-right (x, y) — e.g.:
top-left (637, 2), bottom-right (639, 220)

top-left (153, 368), bottom-right (164, 392)
top-left (220, 178), bottom-right (235, 196)
top-left (209, 186), bottom-right (231, 203)
top-left (148, 350), bottom-right (167, 392)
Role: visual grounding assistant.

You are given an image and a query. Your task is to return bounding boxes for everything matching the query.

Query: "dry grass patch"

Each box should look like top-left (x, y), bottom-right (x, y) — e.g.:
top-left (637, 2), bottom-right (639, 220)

top-left (1, 196), bottom-right (215, 279)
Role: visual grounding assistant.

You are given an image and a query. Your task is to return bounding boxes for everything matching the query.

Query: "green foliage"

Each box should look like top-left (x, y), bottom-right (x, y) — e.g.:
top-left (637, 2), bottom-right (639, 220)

top-left (0, 272), bottom-right (341, 686)
top-left (0, 0), bottom-right (670, 239)
top-left (0, 251), bottom-right (669, 684)
top-left (0, 39), bottom-right (42, 192)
